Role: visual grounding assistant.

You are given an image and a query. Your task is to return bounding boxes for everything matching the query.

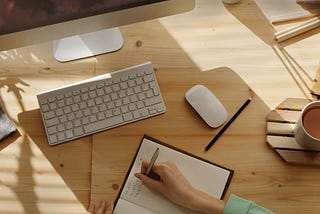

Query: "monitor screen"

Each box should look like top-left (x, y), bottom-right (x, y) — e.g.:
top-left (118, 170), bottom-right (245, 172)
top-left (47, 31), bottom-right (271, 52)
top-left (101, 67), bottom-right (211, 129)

top-left (0, 0), bottom-right (195, 61)
top-left (0, 0), bottom-right (165, 35)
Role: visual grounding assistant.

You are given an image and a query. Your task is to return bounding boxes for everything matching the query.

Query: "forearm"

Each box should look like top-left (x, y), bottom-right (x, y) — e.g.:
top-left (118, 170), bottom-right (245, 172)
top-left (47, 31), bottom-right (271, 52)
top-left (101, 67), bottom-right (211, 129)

top-left (187, 189), bottom-right (225, 214)
top-left (223, 194), bottom-right (273, 214)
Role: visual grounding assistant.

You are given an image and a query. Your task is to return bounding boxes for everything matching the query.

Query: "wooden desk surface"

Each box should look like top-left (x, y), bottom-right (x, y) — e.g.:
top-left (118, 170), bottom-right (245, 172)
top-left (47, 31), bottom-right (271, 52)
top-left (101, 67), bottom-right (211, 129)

top-left (1, 0), bottom-right (320, 213)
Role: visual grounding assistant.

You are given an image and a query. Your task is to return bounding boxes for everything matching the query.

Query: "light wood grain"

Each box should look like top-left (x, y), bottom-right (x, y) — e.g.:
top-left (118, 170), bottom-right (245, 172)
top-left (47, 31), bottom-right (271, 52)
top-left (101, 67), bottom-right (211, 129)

top-left (1, 0), bottom-right (320, 213)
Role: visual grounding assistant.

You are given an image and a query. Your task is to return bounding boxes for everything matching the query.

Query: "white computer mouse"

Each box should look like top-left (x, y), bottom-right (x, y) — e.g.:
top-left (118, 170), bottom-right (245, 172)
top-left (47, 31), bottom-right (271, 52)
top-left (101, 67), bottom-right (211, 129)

top-left (185, 85), bottom-right (228, 128)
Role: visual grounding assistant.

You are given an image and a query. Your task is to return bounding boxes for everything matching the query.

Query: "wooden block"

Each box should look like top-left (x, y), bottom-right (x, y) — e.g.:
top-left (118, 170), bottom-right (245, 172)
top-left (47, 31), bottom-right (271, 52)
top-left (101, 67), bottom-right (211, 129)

top-left (266, 135), bottom-right (320, 151)
top-left (266, 110), bottom-right (300, 123)
top-left (276, 149), bottom-right (320, 166)
top-left (267, 122), bottom-right (295, 136)
top-left (276, 98), bottom-right (310, 111)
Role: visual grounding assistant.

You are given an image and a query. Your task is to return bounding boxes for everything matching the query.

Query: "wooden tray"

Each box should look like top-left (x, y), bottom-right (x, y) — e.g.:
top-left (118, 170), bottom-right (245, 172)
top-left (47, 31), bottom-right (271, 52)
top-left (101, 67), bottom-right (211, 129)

top-left (266, 98), bottom-right (320, 166)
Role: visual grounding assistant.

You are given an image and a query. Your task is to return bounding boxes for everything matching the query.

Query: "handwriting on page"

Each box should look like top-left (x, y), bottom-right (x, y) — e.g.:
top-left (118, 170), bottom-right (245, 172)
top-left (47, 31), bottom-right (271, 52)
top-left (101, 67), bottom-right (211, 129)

top-left (122, 149), bottom-right (157, 199)
top-left (123, 177), bottom-right (142, 198)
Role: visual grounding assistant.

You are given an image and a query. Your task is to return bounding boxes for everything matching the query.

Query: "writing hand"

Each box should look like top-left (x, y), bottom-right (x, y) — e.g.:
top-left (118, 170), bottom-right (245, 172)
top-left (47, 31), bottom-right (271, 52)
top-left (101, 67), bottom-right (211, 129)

top-left (134, 161), bottom-right (225, 214)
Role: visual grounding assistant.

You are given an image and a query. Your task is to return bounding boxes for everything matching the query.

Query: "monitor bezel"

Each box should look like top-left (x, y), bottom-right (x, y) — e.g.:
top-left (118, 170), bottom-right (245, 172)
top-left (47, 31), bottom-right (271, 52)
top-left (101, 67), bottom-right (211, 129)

top-left (0, 0), bottom-right (195, 51)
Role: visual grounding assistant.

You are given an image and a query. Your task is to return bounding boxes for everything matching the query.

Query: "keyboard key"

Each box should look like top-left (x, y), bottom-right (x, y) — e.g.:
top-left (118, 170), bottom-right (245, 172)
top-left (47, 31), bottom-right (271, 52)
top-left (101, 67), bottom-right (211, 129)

top-left (47, 126), bottom-right (57, 135)
top-left (46, 118), bottom-right (59, 127)
top-left (41, 104), bottom-right (50, 112)
top-left (66, 130), bottom-right (74, 139)
top-left (144, 96), bottom-right (162, 106)
top-left (74, 127), bottom-right (84, 136)
top-left (84, 115), bottom-right (123, 133)
top-left (43, 111), bottom-right (55, 120)
top-left (123, 112), bottom-right (133, 121)
top-left (58, 133), bottom-right (66, 141)
top-left (49, 135), bottom-right (58, 144)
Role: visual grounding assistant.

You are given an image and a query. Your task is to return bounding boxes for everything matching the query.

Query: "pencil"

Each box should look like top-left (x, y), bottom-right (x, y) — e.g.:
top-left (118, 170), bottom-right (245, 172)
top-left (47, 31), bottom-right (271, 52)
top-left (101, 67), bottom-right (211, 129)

top-left (205, 98), bottom-right (252, 151)
top-left (145, 148), bottom-right (159, 176)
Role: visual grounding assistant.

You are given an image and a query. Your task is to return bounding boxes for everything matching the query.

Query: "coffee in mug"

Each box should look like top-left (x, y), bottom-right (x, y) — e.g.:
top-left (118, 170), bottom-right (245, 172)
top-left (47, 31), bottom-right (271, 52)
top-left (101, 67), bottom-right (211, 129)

top-left (294, 101), bottom-right (320, 150)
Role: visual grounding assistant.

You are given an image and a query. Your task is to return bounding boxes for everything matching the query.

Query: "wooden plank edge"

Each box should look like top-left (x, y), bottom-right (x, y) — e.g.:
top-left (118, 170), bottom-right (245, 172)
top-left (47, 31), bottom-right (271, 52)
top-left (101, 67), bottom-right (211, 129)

top-left (267, 123), bottom-right (295, 136)
top-left (276, 98), bottom-right (310, 111)
top-left (266, 110), bottom-right (300, 123)
top-left (275, 149), bottom-right (320, 166)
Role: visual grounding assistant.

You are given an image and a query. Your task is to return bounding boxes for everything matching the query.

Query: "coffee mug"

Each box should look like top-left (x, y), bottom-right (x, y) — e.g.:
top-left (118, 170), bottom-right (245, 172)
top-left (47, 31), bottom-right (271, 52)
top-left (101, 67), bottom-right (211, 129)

top-left (294, 101), bottom-right (320, 150)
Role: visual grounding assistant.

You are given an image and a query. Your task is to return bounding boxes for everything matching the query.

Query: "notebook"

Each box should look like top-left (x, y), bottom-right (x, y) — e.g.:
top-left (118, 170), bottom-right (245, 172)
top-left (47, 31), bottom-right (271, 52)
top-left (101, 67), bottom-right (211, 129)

top-left (113, 135), bottom-right (234, 214)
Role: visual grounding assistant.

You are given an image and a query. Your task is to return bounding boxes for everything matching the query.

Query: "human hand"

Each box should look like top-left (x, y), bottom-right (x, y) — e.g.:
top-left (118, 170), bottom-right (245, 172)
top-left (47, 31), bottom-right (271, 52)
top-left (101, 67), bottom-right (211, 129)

top-left (88, 200), bottom-right (113, 214)
top-left (134, 161), bottom-right (225, 214)
top-left (135, 161), bottom-right (196, 208)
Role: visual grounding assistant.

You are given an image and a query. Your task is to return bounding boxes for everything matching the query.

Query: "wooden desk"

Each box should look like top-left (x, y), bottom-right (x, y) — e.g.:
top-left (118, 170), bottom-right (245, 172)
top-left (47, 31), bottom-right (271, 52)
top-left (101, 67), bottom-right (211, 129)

top-left (1, 0), bottom-right (320, 213)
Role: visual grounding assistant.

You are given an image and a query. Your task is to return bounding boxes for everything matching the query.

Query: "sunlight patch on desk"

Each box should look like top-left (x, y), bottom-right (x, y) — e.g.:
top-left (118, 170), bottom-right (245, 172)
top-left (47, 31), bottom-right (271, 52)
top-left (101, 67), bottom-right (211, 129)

top-left (32, 172), bottom-right (73, 187)
top-left (37, 202), bottom-right (86, 214)
top-left (158, 0), bottom-right (267, 71)
top-left (0, 186), bottom-right (24, 213)
top-left (0, 172), bottom-right (18, 185)
top-left (0, 134), bottom-right (88, 213)
top-left (0, 185), bottom-right (86, 214)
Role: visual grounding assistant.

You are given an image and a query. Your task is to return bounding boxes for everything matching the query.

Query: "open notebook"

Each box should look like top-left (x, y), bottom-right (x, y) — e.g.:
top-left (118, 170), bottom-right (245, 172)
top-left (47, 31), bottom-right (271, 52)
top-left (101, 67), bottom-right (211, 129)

top-left (113, 135), bottom-right (234, 214)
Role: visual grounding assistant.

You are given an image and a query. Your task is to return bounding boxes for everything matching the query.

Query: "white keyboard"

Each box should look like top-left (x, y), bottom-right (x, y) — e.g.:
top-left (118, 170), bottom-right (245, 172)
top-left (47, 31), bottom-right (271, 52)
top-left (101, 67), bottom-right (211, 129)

top-left (37, 62), bottom-right (166, 146)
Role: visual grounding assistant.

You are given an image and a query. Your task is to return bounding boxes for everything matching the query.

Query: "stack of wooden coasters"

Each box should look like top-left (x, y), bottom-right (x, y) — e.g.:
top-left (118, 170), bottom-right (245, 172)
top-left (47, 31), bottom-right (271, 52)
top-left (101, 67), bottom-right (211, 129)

top-left (266, 98), bottom-right (320, 166)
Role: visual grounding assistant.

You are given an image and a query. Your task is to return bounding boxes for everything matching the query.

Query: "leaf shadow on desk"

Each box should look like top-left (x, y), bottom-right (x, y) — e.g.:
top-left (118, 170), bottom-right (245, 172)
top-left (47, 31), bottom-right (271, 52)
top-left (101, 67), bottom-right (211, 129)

top-left (224, 0), bottom-right (319, 99)
top-left (0, 77), bottom-right (30, 120)
top-left (17, 109), bottom-right (91, 212)
top-left (0, 76), bottom-right (26, 151)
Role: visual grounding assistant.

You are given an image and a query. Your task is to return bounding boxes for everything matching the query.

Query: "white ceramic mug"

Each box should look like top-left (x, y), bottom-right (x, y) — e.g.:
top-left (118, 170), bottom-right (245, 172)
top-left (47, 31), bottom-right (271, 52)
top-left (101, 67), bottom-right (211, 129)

top-left (294, 101), bottom-right (320, 150)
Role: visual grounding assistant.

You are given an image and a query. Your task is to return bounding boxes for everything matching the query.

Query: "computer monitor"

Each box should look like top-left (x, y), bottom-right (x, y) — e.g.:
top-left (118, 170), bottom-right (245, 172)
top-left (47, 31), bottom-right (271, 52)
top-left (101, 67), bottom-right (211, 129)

top-left (0, 0), bottom-right (195, 62)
